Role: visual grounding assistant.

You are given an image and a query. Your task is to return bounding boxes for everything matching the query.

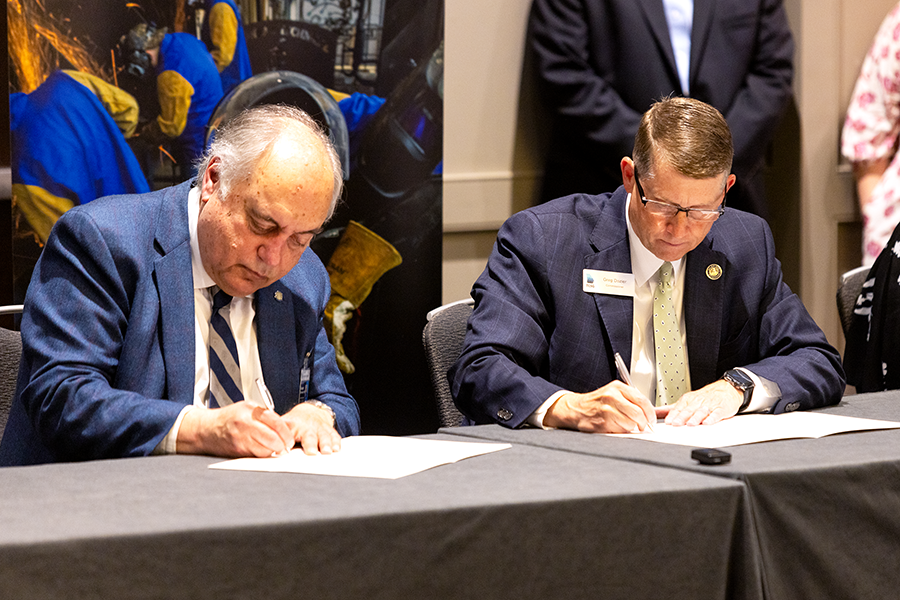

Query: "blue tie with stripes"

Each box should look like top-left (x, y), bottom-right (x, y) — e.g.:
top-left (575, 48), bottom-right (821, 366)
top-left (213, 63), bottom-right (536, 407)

top-left (208, 287), bottom-right (244, 408)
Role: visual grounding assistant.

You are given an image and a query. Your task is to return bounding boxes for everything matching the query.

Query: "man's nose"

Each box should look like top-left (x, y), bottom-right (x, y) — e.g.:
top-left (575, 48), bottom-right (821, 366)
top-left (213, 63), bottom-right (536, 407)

top-left (257, 236), bottom-right (286, 266)
top-left (667, 211), bottom-right (690, 235)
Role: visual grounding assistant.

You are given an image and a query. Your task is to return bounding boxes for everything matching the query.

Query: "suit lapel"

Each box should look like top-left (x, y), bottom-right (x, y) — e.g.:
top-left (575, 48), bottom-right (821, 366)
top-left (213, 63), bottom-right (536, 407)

top-left (153, 182), bottom-right (197, 405)
top-left (256, 281), bottom-right (300, 413)
top-left (684, 237), bottom-right (725, 388)
top-left (587, 191), bottom-right (635, 365)
top-left (636, 0), bottom-right (680, 89)
top-left (689, 0), bottom-right (715, 90)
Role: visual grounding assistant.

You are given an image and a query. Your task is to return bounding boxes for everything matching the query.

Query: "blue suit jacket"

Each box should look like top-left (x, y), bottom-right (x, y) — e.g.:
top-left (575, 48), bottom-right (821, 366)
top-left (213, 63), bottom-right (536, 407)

top-left (449, 188), bottom-right (845, 428)
top-left (0, 181), bottom-right (360, 465)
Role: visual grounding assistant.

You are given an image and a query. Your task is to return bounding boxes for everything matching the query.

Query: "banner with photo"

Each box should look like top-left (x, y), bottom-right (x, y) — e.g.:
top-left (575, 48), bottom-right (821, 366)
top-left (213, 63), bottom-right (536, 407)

top-left (7, 0), bottom-right (443, 434)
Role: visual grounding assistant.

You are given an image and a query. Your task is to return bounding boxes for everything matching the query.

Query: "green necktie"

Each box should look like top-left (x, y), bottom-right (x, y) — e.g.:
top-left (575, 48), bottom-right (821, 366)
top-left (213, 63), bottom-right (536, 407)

top-left (653, 262), bottom-right (687, 406)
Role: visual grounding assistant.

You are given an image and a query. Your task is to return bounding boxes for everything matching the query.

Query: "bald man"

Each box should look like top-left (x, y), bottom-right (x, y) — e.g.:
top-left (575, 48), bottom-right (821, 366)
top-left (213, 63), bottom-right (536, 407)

top-left (0, 105), bottom-right (360, 466)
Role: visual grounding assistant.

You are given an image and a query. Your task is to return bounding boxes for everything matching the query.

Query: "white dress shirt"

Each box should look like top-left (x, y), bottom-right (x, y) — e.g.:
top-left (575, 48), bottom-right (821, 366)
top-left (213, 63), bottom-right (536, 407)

top-left (529, 194), bottom-right (778, 428)
top-left (155, 186), bottom-right (269, 453)
top-left (663, 0), bottom-right (693, 94)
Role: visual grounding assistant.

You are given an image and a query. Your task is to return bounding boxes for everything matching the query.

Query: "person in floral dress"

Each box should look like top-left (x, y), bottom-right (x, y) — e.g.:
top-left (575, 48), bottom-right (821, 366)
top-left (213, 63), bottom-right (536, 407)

top-left (842, 1), bottom-right (900, 266)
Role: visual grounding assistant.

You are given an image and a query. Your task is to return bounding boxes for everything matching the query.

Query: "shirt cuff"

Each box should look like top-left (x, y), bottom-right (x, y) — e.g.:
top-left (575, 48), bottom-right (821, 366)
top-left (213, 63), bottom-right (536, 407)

top-left (152, 405), bottom-right (196, 455)
top-left (526, 390), bottom-right (569, 429)
top-left (734, 368), bottom-right (782, 413)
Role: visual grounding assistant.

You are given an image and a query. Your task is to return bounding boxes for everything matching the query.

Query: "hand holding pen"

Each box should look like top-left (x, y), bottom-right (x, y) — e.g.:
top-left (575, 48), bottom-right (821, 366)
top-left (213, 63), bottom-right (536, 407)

top-left (542, 356), bottom-right (656, 433)
top-left (615, 352), bottom-right (655, 432)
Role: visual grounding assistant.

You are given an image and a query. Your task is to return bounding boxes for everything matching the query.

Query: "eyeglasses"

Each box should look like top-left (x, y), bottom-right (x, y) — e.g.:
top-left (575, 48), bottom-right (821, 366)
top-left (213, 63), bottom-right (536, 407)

top-left (633, 169), bottom-right (726, 222)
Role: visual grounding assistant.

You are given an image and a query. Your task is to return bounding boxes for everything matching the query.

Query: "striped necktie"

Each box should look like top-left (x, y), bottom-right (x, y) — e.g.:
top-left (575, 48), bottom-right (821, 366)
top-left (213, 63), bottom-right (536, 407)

top-left (208, 287), bottom-right (244, 408)
top-left (653, 262), bottom-right (687, 406)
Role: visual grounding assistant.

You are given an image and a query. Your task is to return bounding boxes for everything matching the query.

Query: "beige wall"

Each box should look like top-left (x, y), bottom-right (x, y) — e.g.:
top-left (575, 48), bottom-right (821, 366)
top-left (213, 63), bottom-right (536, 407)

top-left (443, 0), bottom-right (539, 303)
top-left (444, 0), bottom-right (896, 350)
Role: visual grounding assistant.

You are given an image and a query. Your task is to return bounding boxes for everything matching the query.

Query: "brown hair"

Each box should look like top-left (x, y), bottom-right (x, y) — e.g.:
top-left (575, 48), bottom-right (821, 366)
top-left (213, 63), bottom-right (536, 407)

top-left (633, 97), bottom-right (733, 180)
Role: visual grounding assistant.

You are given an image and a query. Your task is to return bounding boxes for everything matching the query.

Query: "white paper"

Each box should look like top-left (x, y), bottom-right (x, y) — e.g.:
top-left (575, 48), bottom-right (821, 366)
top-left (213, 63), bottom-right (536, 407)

top-left (208, 436), bottom-right (511, 479)
top-left (607, 412), bottom-right (900, 448)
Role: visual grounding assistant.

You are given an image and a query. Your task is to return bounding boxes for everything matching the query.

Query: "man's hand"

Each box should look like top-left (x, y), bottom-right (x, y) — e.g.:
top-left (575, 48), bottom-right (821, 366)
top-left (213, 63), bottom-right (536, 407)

top-left (283, 402), bottom-right (342, 455)
top-left (177, 400), bottom-right (343, 457)
top-left (544, 381), bottom-right (656, 433)
top-left (177, 402), bottom-right (295, 457)
top-left (662, 379), bottom-right (743, 426)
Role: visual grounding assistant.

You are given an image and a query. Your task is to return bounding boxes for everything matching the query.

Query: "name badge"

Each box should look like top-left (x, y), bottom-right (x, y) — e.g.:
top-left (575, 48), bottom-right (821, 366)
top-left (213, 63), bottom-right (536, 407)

top-left (583, 269), bottom-right (635, 297)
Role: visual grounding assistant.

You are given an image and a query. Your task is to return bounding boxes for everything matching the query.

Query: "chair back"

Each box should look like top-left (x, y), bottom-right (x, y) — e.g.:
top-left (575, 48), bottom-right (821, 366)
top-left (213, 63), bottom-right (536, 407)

top-left (836, 266), bottom-right (871, 338)
top-left (0, 327), bottom-right (22, 437)
top-left (422, 299), bottom-right (474, 428)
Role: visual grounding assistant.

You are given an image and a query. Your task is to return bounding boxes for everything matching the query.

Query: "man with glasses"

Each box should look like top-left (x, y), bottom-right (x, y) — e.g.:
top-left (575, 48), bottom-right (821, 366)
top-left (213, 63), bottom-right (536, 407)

top-left (450, 97), bottom-right (844, 433)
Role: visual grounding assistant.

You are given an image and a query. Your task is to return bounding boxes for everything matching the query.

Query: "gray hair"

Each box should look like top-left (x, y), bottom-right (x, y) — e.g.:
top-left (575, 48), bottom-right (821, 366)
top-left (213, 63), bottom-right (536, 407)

top-left (195, 104), bottom-right (343, 218)
top-left (633, 96), bottom-right (733, 184)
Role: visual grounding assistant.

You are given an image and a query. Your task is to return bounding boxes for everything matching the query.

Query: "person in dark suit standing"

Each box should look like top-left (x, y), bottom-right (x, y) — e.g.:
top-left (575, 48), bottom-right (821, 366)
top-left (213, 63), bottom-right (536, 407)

top-left (450, 98), bottom-right (843, 433)
top-left (529, 0), bottom-right (794, 218)
top-left (0, 105), bottom-right (360, 466)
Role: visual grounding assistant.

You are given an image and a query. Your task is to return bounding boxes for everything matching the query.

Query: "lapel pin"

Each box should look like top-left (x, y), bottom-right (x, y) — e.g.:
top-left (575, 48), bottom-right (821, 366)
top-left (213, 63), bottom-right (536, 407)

top-left (706, 264), bottom-right (723, 280)
top-left (274, 290), bottom-right (283, 302)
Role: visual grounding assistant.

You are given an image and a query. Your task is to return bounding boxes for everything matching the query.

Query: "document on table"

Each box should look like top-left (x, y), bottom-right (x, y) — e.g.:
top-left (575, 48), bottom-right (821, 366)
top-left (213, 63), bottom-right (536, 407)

top-left (209, 436), bottom-right (511, 479)
top-left (608, 412), bottom-right (900, 448)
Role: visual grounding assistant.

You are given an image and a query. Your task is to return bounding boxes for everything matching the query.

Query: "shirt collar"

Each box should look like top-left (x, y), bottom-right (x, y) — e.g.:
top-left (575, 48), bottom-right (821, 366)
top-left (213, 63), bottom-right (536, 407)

top-left (188, 185), bottom-right (216, 291)
top-left (624, 193), bottom-right (684, 286)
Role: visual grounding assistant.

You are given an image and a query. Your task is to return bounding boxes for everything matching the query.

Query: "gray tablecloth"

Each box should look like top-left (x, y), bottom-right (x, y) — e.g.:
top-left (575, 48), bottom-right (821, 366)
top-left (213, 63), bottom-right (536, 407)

top-left (0, 434), bottom-right (760, 600)
top-left (442, 392), bottom-right (900, 600)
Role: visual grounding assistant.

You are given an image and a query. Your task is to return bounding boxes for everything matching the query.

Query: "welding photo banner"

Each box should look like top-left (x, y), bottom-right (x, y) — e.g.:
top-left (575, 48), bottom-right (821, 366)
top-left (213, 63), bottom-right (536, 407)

top-left (8, 0), bottom-right (444, 434)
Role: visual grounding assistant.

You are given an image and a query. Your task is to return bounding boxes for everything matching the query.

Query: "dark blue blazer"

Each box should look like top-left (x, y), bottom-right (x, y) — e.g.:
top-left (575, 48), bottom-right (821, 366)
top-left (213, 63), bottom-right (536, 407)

top-left (0, 181), bottom-right (360, 465)
top-left (450, 188), bottom-right (845, 428)
top-left (530, 0), bottom-right (794, 215)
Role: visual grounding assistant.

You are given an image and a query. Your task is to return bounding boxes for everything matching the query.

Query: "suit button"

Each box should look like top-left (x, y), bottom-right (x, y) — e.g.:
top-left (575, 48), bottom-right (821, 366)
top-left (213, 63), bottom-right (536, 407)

top-left (784, 401), bottom-right (800, 412)
top-left (497, 408), bottom-right (513, 421)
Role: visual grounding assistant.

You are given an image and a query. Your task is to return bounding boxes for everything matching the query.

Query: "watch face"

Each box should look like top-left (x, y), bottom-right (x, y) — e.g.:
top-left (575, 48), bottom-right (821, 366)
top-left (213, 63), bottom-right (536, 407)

top-left (725, 370), bottom-right (753, 389)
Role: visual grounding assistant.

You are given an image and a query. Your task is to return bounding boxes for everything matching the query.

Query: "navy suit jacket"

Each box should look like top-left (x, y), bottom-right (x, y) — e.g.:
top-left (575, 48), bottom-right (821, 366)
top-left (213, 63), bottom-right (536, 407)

top-left (449, 188), bottom-right (845, 428)
top-left (530, 0), bottom-right (794, 215)
top-left (0, 181), bottom-right (360, 465)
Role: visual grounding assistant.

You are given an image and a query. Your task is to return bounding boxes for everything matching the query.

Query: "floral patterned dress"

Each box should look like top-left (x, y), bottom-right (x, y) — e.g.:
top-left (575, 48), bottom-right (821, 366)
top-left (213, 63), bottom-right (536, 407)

top-left (842, 1), bottom-right (900, 266)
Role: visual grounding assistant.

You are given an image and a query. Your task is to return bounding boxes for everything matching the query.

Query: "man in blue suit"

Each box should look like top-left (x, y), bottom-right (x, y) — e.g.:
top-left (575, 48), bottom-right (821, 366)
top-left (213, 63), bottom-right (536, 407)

top-left (0, 105), bottom-right (360, 465)
top-left (450, 97), bottom-right (844, 433)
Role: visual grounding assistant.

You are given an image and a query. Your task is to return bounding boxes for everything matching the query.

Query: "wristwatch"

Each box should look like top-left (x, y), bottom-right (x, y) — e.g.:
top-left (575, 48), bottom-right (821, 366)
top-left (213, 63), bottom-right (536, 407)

top-left (304, 400), bottom-right (336, 426)
top-left (721, 369), bottom-right (754, 413)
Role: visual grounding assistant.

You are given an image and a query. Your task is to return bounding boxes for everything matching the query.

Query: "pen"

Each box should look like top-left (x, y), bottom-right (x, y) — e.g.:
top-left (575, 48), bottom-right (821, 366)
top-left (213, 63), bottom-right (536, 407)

top-left (254, 377), bottom-right (276, 411)
top-left (614, 352), bottom-right (654, 432)
top-left (614, 352), bottom-right (634, 386)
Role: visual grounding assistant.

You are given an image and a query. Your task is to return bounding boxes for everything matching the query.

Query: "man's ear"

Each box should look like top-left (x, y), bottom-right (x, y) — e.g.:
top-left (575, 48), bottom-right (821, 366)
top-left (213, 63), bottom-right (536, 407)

top-left (726, 173), bottom-right (737, 193)
top-left (620, 157), bottom-right (636, 193)
top-left (200, 157), bottom-right (221, 201)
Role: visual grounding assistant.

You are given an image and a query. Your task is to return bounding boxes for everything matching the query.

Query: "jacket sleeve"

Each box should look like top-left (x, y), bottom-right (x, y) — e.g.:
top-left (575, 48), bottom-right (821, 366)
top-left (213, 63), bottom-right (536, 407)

top-left (528, 0), bottom-right (642, 161)
top-left (207, 2), bottom-right (239, 72)
top-left (720, 0), bottom-right (794, 175)
top-left (156, 70), bottom-right (194, 138)
top-left (724, 217), bottom-right (845, 412)
top-left (17, 208), bottom-right (184, 460)
top-left (63, 70), bottom-right (141, 138)
top-left (291, 253), bottom-right (362, 437)
top-left (449, 211), bottom-right (566, 428)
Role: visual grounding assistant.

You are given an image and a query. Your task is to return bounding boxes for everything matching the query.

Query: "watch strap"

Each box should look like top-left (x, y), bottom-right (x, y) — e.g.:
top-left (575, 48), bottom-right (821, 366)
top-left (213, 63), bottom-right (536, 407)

top-left (304, 400), bottom-right (336, 426)
top-left (722, 369), bottom-right (754, 413)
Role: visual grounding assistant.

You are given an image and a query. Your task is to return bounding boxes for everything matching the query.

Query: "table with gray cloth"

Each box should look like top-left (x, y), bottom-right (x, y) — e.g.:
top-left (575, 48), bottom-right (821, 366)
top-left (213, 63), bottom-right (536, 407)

top-left (442, 392), bottom-right (900, 600)
top-left (0, 434), bottom-right (761, 600)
